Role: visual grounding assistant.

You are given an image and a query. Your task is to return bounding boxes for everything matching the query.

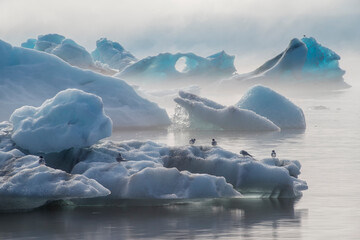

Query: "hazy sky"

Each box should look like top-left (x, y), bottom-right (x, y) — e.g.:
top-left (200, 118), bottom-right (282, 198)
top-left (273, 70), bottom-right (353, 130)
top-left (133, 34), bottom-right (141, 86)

top-left (1, 0), bottom-right (359, 71)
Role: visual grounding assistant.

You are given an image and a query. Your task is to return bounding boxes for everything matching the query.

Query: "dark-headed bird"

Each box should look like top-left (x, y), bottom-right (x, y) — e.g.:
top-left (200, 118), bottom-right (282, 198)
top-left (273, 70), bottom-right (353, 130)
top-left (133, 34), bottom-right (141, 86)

top-left (38, 156), bottom-right (46, 165)
top-left (211, 139), bottom-right (217, 147)
top-left (240, 150), bottom-right (253, 158)
top-left (189, 138), bottom-right (196, 145)
top-left (271, 150), bottom-right (276, 158)
top-left (116, 153), bottom-right (126, 162)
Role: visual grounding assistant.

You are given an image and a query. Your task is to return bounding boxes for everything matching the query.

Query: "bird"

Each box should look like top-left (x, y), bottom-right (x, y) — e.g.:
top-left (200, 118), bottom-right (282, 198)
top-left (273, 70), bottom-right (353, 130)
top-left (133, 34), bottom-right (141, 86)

top-left (189, 138), bottom-right (196, 145)
top-left (116, 153), bottom-right (126, 162)
top-left (211, 139), bottom-right (217, 147)
top-left (240, 150), bottom-right (253, 158)
top-left (303, 34), bottom-right (306, 38)
top-left (271, 150), bottom-right (276, 158)
top-left (38, 156), bottom-right (46, 165)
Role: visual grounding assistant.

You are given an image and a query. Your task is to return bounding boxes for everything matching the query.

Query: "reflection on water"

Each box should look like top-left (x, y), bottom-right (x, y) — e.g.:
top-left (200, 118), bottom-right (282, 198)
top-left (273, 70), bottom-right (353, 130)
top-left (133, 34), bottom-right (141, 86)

top-left (0, 198), bottom-right (305, 240)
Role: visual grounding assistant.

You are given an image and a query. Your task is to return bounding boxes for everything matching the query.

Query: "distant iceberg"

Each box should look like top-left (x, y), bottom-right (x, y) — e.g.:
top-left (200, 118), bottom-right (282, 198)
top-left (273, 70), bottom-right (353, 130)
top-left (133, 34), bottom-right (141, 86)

top-left (174, 91), bottom-right (280, 131)
top-left (237, 85), bottom-right (306, 129)
top-left (10, 89), bottom-right (112, 153)
top-left (21, 34), bottom-right (115, 75)
top-left (91, 38), bottom-right (137, 72)
top-left (118, 51), bottom-right (236, 84)
top-left (0, 39), bottom-right (171, 129)
top-left (226, 37), bottom-right (348, 90)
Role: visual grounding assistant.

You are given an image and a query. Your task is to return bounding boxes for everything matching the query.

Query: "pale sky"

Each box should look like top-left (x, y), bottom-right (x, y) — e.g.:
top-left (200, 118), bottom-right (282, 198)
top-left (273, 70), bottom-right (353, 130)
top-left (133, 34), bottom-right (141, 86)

top-left (1, 0), bottom-right (359, 71)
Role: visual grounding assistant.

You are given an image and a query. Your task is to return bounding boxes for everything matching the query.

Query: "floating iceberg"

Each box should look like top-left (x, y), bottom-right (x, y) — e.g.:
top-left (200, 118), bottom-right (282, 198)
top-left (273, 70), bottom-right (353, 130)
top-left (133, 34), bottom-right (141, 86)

top-left (91, 38), bottom-right (137, 72)
top-left (0, 118), bottom-right (307, 211)
top-left (0, 123), bottom-right (110, 211)
top-left (227, 37), bottom-right (348, 89)
top-left (118, 51), bottom-right (236, 84)
top-left (71, 141), bottom-right (306, 199)
top-left (10, 89), bottom-right (112, 153)
top-left (237, 85), bottom-right (306, 129)
top-left (21, 34), bottom-right (115, 74)
top-left (0, 39), bottom-right (171, 129)
top-left (174, 91), bottom-right (280, 131)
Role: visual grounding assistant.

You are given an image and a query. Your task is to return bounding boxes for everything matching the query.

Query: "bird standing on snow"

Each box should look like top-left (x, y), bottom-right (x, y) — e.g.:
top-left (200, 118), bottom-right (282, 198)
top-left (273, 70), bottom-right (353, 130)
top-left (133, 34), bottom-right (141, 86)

top-left (211, 139), bottom-right (217, 147)
top-left (240, 150), bottom-right (253, 158)
top-left (116, 153), bottom-right (126, 162)
top-left (38, 156), bottom-right (46, 165)
top-left (271, 150), bottom-right (276, 158)
top-left (189, 138), bottom-right (196, 145)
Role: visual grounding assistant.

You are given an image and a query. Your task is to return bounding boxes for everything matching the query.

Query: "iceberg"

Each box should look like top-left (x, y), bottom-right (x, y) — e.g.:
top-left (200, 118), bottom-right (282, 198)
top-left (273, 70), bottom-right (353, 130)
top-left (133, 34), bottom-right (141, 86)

top-left (118, 51), bottom-right (236, 84)
top-left (0, 39), bottom-right (171, 129)
top-left (227, 37), bottom-right (349, 89)
top-left (71, 140), bottom-right (306, 199)
top-left (173, 91), bottom-right (280, 131)
top-left (0, 122), bottom-right (110, 211)
top-left (10, 89), bottom-right (112, 153)
top-left (21, 34), bottom-right (115, 75)
top-left (237, 85), bottom-right (306, 129)
top-left (91, 38), bottom-right (137, 72)
top-left (0, 117), bottom-right (307, 210)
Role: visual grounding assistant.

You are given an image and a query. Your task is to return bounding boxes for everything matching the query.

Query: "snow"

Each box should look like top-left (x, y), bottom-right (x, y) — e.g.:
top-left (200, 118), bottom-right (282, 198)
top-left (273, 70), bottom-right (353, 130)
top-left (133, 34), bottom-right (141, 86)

top-left (91, 38), bottom-right (137, 72)
top-left (174, 91), bottom-right (280, 131)
top-left (237, 85), bottom-right (306, 129)
top-left (0, 39), bottom-right (171, 129)
top-left (0, 116), bottom-right (307, 210)
top-left (72, 140), bottom-right (307, 199)
top-left (0, 124), bottom-right (110, 211)
top-left (228, 37), bottom-right (349, 89)
top-left (118, 51), bottom-right (236, 84)
top-left (10, 89), bottom-right (113, 153)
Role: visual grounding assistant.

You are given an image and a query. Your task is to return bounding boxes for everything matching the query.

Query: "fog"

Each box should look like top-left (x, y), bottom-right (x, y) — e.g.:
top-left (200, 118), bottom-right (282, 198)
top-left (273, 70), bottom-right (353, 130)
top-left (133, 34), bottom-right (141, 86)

top-left (1, 0), bottom-right (359, 73)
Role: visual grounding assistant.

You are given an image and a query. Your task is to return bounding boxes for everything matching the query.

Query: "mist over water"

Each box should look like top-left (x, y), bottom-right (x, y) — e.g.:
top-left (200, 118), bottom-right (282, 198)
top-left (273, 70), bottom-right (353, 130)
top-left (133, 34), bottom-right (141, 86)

top-left (1, 1), bottom-right (360, 239)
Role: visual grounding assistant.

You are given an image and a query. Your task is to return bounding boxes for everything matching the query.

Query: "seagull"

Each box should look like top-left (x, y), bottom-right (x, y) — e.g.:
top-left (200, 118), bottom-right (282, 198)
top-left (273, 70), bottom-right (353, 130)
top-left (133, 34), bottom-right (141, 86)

top-left (116, 153), bottom-right (126, 162)
top-left (271, 150), bottom-right (276, 158)
top-left (240, 150), bottom-right (253, 158)
top-left (189, 138), bottom-right (196, 145)
top-left (211, 139), bottom-right (217, 147)
top-left (38, 156), bottom-right (46, 165)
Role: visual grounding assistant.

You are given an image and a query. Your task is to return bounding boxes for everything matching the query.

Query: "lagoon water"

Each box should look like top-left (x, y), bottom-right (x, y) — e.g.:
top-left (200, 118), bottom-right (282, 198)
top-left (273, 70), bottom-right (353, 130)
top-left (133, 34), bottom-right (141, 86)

top-left (0, 84), bottom-right (359, 239)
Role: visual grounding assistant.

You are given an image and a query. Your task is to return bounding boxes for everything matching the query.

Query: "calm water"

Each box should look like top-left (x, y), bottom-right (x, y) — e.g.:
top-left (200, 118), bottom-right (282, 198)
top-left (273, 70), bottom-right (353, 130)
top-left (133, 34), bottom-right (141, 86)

top-left (0, 85), bottom-right (359, 239)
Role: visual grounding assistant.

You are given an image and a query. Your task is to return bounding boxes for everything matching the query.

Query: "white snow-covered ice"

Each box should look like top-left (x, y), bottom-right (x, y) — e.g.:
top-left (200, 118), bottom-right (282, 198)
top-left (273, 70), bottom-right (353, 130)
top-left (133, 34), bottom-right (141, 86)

top-left (71, 140), bottom-right (306, 199)
top-left (0, 39), bottom-right (171, 129)
top-left (10, 89), bottom-right (113, 153)
top-left (0, 122), bottom-right (110, 211)
top-left (174, 91), bottom-right (280, 131)
top-left (237, 85), bottom-right (306, 129)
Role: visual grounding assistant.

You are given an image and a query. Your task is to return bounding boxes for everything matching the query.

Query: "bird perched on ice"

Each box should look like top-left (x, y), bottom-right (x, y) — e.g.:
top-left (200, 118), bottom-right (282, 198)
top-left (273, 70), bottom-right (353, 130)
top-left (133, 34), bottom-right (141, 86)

top-left (271, 150), bottom-right (276, 158)
top-left (116, 153), bottom-right (126, 162)
top-left (211, 139), bottom-right (217, 147)
top-left (189, 138), bottom-right (196, 145)
top-left (38, 156), bottom-right (46, 165)
top-left (240, 150), bottom-right (253, 158)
